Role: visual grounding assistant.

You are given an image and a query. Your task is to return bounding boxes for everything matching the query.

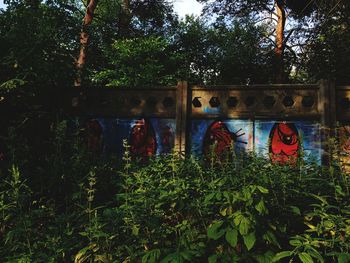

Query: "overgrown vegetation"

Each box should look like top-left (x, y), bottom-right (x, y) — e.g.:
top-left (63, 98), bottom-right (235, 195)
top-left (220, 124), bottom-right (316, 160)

top-left (0, 122), bottom-right (349, 262)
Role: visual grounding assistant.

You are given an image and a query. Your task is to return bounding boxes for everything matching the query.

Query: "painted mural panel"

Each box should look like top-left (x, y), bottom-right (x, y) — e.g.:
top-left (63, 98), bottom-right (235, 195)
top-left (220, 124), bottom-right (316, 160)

top-left (191, 120), bottom-right (254, 156)
top-left (71, 117), bottom-right (322, 164)
top-left (267, 122), bottom-right (300, 164)
top-left (254, 121), bottom-right (322, 164)
top-left (339, 125), bottom-right (350, 172)
top-left (72, 118), bottom-right (176, 159)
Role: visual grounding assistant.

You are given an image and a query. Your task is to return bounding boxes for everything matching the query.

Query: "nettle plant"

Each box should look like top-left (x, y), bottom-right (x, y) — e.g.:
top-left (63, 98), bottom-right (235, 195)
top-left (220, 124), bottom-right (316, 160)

top-left (0, 127), bottom-right (350, 263)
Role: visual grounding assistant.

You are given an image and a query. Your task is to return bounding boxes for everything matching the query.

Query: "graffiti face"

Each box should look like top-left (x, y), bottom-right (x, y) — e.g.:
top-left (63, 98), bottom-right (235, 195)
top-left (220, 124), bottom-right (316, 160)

top-left (129, 119), bottom-right (157, 159)
top-left (86, 119), bottom-right (103, 152)
top-left (203, 121), bottom-right (246, 158)
top-left (269, 122), bottom-right (299, 164)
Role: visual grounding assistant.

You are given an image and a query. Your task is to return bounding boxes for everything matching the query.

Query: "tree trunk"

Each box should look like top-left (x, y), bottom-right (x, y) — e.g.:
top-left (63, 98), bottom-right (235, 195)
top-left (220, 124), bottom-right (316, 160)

top-left (74, 0), bottom-right (98, 87)
top-left (275, 0), bottom-right (286, 83)
top-left (119, 0), bottom-right (131, 38)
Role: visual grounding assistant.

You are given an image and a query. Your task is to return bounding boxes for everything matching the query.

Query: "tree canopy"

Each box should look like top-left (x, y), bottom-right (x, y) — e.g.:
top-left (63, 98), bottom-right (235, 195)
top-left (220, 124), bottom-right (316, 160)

top-left (0, 0), bottom-right (349, 91)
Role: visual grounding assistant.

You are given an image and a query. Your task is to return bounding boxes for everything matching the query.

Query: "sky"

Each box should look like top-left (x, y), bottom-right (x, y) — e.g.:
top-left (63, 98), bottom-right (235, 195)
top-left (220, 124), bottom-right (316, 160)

top-left (173, 0), bottom-right (203, 18)
top-left (0, 0), bottom-right (204, 17)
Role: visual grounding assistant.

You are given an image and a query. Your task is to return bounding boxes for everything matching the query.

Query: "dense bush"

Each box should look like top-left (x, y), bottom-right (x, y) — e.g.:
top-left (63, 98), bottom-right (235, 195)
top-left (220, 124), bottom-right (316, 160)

top-left (0, 122), bottom-right (349, 262)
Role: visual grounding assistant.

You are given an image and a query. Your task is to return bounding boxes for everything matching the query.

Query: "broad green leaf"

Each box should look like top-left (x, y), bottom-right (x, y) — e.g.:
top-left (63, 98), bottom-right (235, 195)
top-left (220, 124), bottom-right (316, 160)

top-left (234, 213), bottom-right (243, 226)
top-left (335, 185), bottom-right (345, 197)
top-left (263, 230), bottom-right (281, 248)
top-left (239, 217), bottom-right (250, 235)
top-left (298, 252), bottom-right (314, 263)
top-left (310, 194), bottom-right (328, 205)
top-left (225, 228), bottom-right (238, 247)
top-left (204, 193), bottom-right (215, 203)
top-left (207, 221), bottom-right (225, 240)
top-left (304, 222), bottom-right (316, 231)
top-left (307, 248), bottom-right (324, 263)
top-left (243, 232), bottom-right (256, 251)
top-left (220, 208), bottom-right (227, 216)
top-left (180, 251), bottom-right (192, 261)
top-left (132, 225), bottom-right (140, 236)
top-left (257, 186), bottom-right (269, 194)
top-left (255, 199), bottom-right (267, 214)
top-left (273, 251), bottom-right (292, 262)
top-left (289, 239), bottom-right (302, 247)
top-left (256, 251), bottom-right (274, 263)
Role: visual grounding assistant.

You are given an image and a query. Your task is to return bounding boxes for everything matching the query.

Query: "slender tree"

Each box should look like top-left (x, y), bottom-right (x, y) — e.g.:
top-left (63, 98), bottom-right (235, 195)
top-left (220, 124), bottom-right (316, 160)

top-left (75, 0), bottom-right (99, 87)
top-left (275, 0), bottom-right (286, 83)
top-left (119, 0), bottom-right (131, 38)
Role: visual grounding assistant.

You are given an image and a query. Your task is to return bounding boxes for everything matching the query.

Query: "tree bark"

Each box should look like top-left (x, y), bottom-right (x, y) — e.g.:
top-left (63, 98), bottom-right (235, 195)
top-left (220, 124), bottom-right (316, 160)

top-left (119, 0), bottom-right (131, 38)
top-left (275, 0), bottom-right (286, 83)
top-left (74, 0), bottom-right (99, 87)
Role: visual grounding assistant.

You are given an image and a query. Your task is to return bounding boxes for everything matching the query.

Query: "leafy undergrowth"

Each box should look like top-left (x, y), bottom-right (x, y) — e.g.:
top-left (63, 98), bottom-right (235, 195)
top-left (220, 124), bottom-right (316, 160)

top-left (0, 123), bottom-right (350, 262)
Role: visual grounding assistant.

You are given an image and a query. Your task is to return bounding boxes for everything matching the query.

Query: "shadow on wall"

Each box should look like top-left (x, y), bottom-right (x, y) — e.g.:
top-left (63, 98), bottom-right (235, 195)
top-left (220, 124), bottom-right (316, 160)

top-left (73, 118), bottom-right (176, 159)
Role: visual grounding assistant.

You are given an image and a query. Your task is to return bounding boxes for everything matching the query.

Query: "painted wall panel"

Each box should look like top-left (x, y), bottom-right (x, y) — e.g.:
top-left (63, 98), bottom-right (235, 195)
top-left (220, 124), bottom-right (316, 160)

top-left (254, 121), bottom-right (322, 164)
top-left (190, 119), bottom-right (321, 163)
top-left (190, 120), bottom-right (254, 156)
top-left (71, 118), bottom-right (176, 158)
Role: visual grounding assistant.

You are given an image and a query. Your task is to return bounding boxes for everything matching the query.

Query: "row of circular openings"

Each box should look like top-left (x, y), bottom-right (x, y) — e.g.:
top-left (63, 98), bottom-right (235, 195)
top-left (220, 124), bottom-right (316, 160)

top-left (192, 95), bottom-right (315, 109)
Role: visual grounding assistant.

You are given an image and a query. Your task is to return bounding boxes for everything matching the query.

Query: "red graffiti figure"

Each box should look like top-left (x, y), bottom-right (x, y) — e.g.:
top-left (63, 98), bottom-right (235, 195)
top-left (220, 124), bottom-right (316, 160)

top-left (269, 122), bottom-right (299, 164)
top-left (203, 121), bottom-right (246, 158)
top-left (130, 119), bottom-right (156, 159)
top-left (161, 126), bottom-right (173, 153)
top-left (86, 119), bottom-right (103, 152)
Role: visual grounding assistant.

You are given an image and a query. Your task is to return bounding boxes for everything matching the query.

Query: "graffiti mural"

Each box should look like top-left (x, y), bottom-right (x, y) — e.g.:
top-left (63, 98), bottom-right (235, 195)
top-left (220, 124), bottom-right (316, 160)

top-left (255, 121), bottom-right (322, 164)
top-left (72, 117), bottom-right (322, 164)
top-left (73, 118), bottom-right (176, 159)
top-left (191, 120), bottom-right (321, 163)
top-left (129, 119), bottom-right (157, 159)
top-left (203, 121), bottom-right (247, 157)
top-left (191, 120), bottom-right (253, 156)
top-left (339, 125), bottom-right (350, 172)
top-left (269, 122), bottom-right (300, 164)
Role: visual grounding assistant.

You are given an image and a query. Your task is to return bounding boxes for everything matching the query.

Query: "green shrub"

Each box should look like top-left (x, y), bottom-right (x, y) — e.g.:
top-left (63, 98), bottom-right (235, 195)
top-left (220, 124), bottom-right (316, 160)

top-left (0, 130), bottom-right (349, 262)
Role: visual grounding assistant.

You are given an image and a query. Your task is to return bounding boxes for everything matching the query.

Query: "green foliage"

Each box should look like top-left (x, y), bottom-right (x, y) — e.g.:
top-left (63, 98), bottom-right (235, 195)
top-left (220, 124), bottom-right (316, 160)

top-left (95, 16), bottom-right (274, 86)
top-left (1, 127), bottom-right (350, 262)
top-left (94, 36), bottom-right (180, 86)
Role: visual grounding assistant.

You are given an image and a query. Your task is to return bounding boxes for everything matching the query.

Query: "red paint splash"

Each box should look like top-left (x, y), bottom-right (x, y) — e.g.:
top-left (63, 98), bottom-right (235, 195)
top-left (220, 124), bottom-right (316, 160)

top-left (269, 122), bottom-right (299, 164)
top-left (129, 119), bottom-right (156, 159)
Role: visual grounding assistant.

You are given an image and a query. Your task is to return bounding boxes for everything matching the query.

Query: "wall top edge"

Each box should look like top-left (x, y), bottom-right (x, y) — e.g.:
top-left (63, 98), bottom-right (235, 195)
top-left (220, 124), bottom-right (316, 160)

top-left (71, 86), bottom-right (178, 91)
top-left (191, 84), bottom-right (320, 90)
